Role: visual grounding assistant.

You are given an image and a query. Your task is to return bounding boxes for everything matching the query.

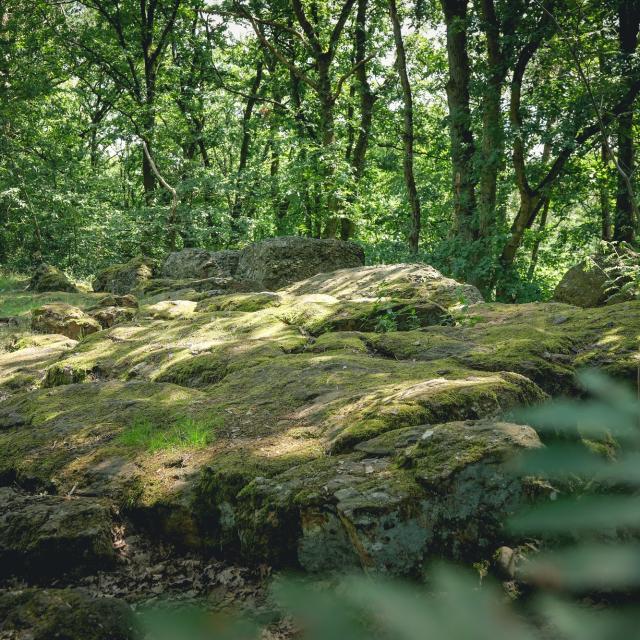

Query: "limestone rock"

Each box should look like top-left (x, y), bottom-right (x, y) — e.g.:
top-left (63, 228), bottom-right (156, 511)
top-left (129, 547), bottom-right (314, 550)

top-left (0, 488), bottom-right (115, 579)
top-left (31, 303), bottom-right (101, 340)
top-left (0, 588), bottom-right (139, 640)
top-left (284, 263), bottom-right (483, 308)
top-left (236, 236), bottom-right (365, 290)
top-left (93, 257), bottom-right (154, 295)
top-left (29, 263), bottom-right (78, 293)
top-left (161, 248), bottom-right (240, 280)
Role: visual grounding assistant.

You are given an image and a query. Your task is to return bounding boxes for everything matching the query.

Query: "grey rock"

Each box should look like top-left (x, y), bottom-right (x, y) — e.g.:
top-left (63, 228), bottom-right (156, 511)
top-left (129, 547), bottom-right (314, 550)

top-left (161, 248), bottom-right (240, 280)
top-left (0, 487), bottom-right (116, 579)
top-left (236, 236), bottom-right (365, 291)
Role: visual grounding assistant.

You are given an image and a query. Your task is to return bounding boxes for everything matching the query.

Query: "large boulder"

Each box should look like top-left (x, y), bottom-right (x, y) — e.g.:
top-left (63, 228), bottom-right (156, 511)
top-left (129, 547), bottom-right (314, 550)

top-left (161, 248), bottom-right (240, 280)
top-left (93, 257), bottom-right (154, 295)
top-left (29, 263), bottom-right (77, 293)
top-left (236, 236), bottom-right (365, 290)
top-left (31, 303), bottom-right (101, 340)
top-left (553, 258), bottom-right (610, 307)
top-left (0, 588), bottom-right (139, 640)
top-left (285, 263), bottom-right (484, 308)
top-left (0, 488), bottom-right (115, 579)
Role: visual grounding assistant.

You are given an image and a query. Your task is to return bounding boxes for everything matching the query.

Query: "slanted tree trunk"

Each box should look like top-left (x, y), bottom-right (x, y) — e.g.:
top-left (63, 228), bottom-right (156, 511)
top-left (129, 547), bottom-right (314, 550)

top-left (389, 0), bottom-right (422, 253)
top-left (231, 59), bottom-right (264, 225)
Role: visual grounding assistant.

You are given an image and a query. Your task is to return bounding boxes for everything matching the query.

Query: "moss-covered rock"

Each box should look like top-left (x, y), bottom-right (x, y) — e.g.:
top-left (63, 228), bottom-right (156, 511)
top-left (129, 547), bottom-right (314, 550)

top-left (31, 303), bottom-right (101, 340)
top-left (195, 419), bottom-right (545, 574)
top-left (236, 236), bottom-right (365, 290)
top-left (161, 247), bottom-right (240, 280)
top-left (0, 487), bottom-right (115, 579)
top-left (89, 305), bottom-right (137, 329)
top-left (93, 293), bottom-right (139, 309)
top-left (0, 588), bottom-right (139, 640)
top-left (7, 334), bottom-right (77, 352)
top-left (196, 291), bottom-right (282, 313)
top-left (0, 335), bottom-right (77, 395)
top-left (309, 331), bottom-right (369, 354)
top-left (29, 263), bottom-right (78, 293)
top-left (93, 257), bottom-right (154, 295)
top-left (284, 263), bottom-right (483, 308)
top-left (4, 256), bottom-right (639, 577)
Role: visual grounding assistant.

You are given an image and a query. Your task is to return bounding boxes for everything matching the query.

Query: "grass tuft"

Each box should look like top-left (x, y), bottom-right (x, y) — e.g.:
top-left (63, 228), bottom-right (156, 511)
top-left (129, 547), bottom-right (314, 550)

top-left (118, 416), bottom-right (221, 452)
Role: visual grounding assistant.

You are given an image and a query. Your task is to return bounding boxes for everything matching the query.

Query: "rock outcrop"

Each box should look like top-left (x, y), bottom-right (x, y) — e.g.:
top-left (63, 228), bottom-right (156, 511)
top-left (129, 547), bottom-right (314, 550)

top-left (0, 487), bottom-right (115, 579)
top-left (161, 248), bottom-right (240, 280)
top-left (2, 260), bottom-right (639, 582)
top-left (31, 303), bottom-right (101, 340)
top-left (29, 263), bottom-right (78, 293)
top-left (236, 236), bottom-right (365, 290)
top-left (93, 257), bottom-right (154, 295)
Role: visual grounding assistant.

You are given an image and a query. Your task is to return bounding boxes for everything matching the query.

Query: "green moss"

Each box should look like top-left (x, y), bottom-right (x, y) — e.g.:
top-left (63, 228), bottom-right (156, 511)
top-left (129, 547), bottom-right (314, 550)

top-left (197, 292), bottom-right (282, 313)
top-left (8, 334), bottom-right (76, 351)
top-left (155, 352), bottom-right (229, 387)
top-left (309, 331), bottom-right (368, 353)
top-left (43, 363), bottom-right (89, 387)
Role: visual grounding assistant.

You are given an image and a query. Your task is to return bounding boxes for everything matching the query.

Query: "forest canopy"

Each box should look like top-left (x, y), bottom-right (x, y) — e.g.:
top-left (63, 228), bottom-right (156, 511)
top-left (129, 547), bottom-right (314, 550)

top-left (1, 0), bottom-right (638, 300)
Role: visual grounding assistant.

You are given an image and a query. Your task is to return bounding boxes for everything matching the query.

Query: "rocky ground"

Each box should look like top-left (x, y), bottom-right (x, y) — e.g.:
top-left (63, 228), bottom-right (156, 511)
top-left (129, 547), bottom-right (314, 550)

top-left (1, 239), bottom-right (638, 638)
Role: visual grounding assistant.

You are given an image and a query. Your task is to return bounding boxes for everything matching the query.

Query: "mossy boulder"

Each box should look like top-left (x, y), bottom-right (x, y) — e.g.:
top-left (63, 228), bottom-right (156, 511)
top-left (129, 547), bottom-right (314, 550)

top-left (0, 487), bottom-right (115, 579)
top-left (161, 247), bottom-right (240, 280)
top-left (93, 257), bottom-right (154, 294)
top-left (5, 252), bottom-right (640, 577)
top-left (29, 263), bottom-right (78, 293)
top-left (31, 303), bottom-right (101, 340)
top-left (236, 236), bottom-right (365, 290)
top-left (93, 294), bottom-right (139, 309)
top-left (284, 263), bottom-right (483, 308)
top-left (553, 257), bottom-right (610, 307)
top-left (0, 588), bottom-right (139, 640)
top-left (89, 305), bottom-right (137, 329)
top-left (196, 419), bottom-right (545, 573)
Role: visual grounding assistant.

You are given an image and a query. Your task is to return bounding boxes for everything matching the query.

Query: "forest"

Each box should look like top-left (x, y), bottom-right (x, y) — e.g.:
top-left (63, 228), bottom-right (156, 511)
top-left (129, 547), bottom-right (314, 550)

top-left (1, 0), bottom-right (640, 639)
top-left (1, 0), bottom-right (638, 299)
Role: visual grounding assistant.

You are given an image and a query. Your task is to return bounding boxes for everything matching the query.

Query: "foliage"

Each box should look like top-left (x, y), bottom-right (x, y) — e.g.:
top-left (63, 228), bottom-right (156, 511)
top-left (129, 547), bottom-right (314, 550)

top-left (1, 0), bottom-right (637, 300)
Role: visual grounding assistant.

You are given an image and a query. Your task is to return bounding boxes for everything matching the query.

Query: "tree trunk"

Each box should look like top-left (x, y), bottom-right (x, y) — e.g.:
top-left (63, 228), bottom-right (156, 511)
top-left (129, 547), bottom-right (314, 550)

top-left (389, 0), bottom-right (422, 253)
top-left (319, 52), bottom-right (340, 238)
top-left (600, 140), bottom-right (613, 240)
top-left (613, 0), bottom-right (640, 241)
top-left (527, 197), bottom-right (550, 281)
top-left (477, 0), bottom-right (506, 235)
top-left (441, 0), bottom-right (477, 242)
top-left (336, 0), bottom-right (376, 240)
top-left (231, 59), bottom-right (264, 223)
